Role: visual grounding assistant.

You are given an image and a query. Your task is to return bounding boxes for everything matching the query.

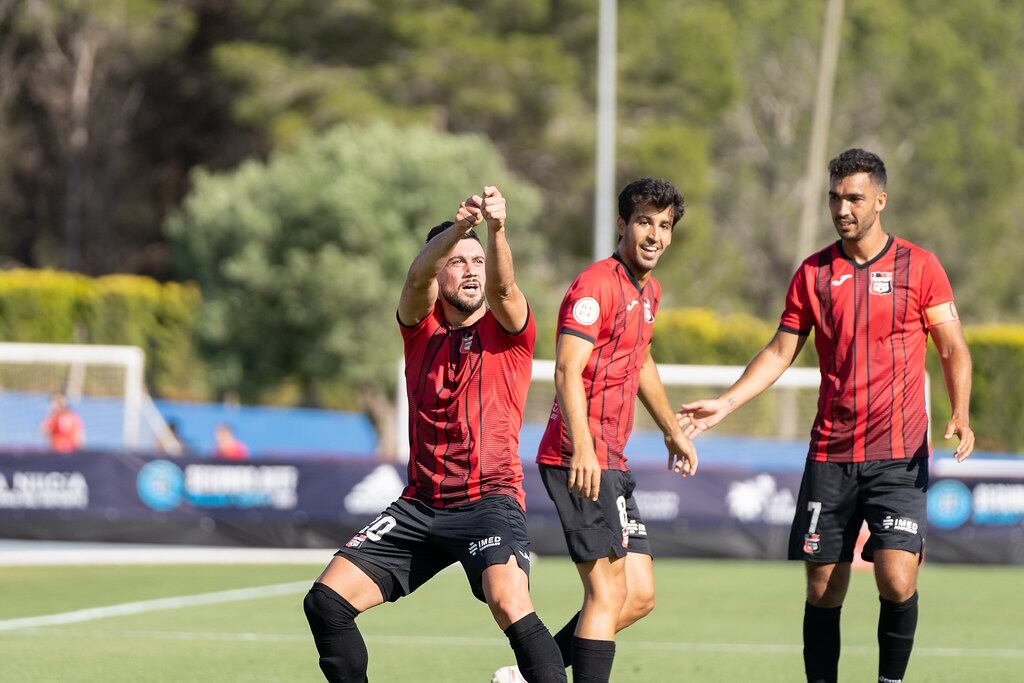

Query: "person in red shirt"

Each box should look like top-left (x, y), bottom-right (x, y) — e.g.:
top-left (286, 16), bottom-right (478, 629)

top-left (679, 149), bottom-right (975, 683)
top-left (213, 423), bottom-right (249, 460)
top-left (39, 393), bottom-right (84, 453)
top-left (524, 178), bottom-right (698, 683)
top-left (303, 188), bottom-right (565, 683)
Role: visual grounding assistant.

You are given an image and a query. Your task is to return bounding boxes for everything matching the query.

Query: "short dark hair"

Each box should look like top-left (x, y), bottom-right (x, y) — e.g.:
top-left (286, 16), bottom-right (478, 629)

top-left (828, 148), bottom-right (887, 188)
top-left (425, 221), bottom-right (481, 244)
top-left (617, 177), bottom-right (685, 225)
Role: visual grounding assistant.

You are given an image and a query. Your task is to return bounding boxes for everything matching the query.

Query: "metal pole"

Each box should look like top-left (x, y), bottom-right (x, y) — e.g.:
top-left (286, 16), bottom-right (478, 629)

top-left (593, 0), bottom-right (617, 262)
top-left (793, 0), bottom-right (845, 269)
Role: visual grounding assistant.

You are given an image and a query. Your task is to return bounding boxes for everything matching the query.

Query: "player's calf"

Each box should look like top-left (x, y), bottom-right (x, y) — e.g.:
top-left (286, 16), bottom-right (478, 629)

top-left (303, 583), bottom-right (368, 683)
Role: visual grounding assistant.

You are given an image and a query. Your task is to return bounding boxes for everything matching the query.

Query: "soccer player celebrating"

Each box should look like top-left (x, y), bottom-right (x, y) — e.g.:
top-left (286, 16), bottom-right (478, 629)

top-left (507, 178), bottom-right (698, 682)
top-left (678, 149), bottom-right (975, 683)
top-left (303, 187), bottom-right (566, 683)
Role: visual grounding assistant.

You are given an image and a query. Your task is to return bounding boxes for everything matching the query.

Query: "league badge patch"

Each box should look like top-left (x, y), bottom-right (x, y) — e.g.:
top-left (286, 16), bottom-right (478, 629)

top-left (803, 532), bottom-right (821, 555)
top-left (870, 271), bottom-right (893, 295)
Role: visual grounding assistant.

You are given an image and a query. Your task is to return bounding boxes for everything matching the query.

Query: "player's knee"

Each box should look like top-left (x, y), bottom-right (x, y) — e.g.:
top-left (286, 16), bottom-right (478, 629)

top-left (304, 583), bottom-right (359, 635)
top-left (585, 579), bottom-right (628, 613)
top-left (877, 578), bottom-right (916, 603)
top-left (487, 585), bottom-right (534, 625)
top-left (628, 587), bottom-right (655, 620)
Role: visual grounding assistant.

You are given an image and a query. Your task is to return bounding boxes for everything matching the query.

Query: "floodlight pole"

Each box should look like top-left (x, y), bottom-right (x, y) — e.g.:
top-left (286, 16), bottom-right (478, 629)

top-left (794, 0), bottom-right (845, 269)
top-left (593, 0), bottom-right (617, 262)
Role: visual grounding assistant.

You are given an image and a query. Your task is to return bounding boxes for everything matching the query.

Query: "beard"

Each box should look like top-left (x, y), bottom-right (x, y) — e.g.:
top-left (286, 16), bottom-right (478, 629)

top-left (441, 285), bottom-right (484, 314)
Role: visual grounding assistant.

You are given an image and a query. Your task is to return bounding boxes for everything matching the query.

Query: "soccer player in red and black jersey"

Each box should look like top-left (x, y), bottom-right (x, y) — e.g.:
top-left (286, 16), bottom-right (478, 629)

top-left (678, 149), bottom-right (975, 683)
top-left (303, 187), bottom-right (566, 683)
top-left (525, 178), bottom-right (698, 682)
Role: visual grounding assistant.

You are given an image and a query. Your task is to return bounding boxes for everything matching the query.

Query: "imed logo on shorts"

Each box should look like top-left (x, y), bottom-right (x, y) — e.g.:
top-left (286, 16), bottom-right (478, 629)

top-left (881, 514), bottom-right (919, 535)
top-left (469, 535), bottom-right (502, 556)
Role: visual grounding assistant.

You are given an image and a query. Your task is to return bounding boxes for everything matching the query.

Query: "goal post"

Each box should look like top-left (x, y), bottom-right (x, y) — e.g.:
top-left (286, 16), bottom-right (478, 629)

top-left (0, 342), bottom-right (178, 454)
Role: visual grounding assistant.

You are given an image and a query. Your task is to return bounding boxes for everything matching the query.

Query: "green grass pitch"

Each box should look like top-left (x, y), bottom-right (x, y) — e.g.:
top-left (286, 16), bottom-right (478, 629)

top-left (1, 558), bottom-right (1020, 681)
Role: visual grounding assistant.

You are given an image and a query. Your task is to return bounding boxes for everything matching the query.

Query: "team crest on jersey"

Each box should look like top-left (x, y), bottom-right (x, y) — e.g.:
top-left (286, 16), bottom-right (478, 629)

top-left (460, 332), bottom-right (474, 353)
top-left (643, 298), bottom-right (654, 323)
top-left (803, 532), bottom-right (821, 554)
top-left (870, 271), bottom-right (893, 295)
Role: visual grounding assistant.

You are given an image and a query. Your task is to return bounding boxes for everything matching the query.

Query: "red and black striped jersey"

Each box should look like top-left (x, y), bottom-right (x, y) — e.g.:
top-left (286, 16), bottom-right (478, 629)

top-left (536, 254), bottom-right (661, 471)
top-left (781, 235), bottom-right (955, 463)
top-left (400, 301), bottom-right (534, 509)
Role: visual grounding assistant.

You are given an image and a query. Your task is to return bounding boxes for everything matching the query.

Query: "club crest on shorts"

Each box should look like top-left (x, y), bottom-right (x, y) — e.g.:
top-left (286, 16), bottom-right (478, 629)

top-left (345, 533), bottom-right (367, 549)
top-left (622, 527), bottom-right (630, 548)
top-left (803, 532), bottom-right (821, 554)
top-left (870, 271), bottom-right (893, 295)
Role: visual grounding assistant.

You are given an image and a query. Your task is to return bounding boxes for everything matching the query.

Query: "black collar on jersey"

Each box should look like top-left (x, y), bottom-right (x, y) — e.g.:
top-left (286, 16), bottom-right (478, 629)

top-left (835, 233), bottom-right (894, 269)
top-left (611, 252), bottom-right (646, 294)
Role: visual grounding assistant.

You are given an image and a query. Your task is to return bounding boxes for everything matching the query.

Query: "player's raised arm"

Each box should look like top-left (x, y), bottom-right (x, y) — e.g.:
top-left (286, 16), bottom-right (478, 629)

top-left (480, 186), bottom-right (528, 333)
top-left (637, 348), bottom-right (697, 477)
top-left (398, 199), bottom-right (483, 326)
top-left (678, 328), bottom-right (806, 438)
top-left (555, 332), bottom-right (602, 501)
top-left (928, 312), bottom-right (975, 462)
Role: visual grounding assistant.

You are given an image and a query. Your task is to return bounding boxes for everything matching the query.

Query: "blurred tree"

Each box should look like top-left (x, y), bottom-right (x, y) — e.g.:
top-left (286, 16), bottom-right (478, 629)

top-left (167, 122), bottom-right (546, 455)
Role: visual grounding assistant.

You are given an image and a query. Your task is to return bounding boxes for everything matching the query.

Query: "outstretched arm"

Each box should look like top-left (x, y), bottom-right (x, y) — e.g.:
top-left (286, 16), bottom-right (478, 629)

top-left (397, 199), bottom-right (483, 326)
top-left (637, 348), bottom-right (697, 477)
top-left (678, 329), bottom-right (807, 437)
top-left (929, 317), bottom-right (974, 462)
top-left (480, 186), bottom-right (529, 333)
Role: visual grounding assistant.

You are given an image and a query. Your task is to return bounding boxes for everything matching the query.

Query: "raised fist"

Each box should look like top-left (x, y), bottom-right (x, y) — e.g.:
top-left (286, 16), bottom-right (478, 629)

top-left (481, 186), bottom-right (506, 231)
top-left (454, 195), bottom-right (483, 231)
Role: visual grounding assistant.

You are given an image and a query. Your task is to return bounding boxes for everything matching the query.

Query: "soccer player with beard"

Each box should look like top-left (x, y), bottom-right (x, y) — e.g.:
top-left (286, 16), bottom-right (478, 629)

top-left (303, 187), bottom-right (566, 683)
top-left (497, 178), bottom-right (699, 683)
top-left (678, 149), bottom-right (975, 683)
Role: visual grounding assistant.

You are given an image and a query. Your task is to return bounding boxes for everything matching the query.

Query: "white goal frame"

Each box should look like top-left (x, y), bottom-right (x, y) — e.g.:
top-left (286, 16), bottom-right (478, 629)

top-left (394, 359), bottom-right (930, 459)
top-left (0, 342), bottom-right (178, 452)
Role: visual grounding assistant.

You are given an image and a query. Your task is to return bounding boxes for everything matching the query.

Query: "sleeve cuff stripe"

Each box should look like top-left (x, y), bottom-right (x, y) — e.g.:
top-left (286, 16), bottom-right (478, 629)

top-left (778, 325), bottom-right (810, 336)
top-left (559, 328), bottom-right (597, 344)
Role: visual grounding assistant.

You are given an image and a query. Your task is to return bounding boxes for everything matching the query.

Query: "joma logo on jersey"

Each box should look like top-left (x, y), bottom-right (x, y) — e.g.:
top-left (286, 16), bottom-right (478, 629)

top-left (871, 271), bottom-right (893, 295)
top-left (469, 535), bottom-right (502, 555)
top-left (881, 514), bottom-right (919, 535)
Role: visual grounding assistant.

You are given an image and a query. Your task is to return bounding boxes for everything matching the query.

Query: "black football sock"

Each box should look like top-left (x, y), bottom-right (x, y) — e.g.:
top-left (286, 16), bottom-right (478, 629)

top-left (504, 612), bottom-right (568, 683)
top-left (570, 636), bottom-right (615, 683)
top-left (803, 602), bottom-right (842, 683)
top-left (303, 583), bottom-right (368, 683)
top-left (553, 612), bottom-right (581, 667)
top-left (877, 592), bottom-right (918, 683)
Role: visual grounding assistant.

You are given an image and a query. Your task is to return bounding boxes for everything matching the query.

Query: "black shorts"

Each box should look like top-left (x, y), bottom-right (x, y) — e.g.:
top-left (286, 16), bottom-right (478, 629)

top-left (539, 464), bottom-right (652, 564)
top-left (335, 495), bottom-right (530, 603)
top-left (788, 457), bottom-right (929, 564)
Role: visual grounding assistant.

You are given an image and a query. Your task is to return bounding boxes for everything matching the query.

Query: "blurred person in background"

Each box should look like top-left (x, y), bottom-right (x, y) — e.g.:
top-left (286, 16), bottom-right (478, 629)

top-left (213, 423), bottom-right (249, 460)
top-left (38, 392), bottom-right (84, 453)
top-left (678, 149), bottom-right (974, 683)
top-left (303, 187), bottom-right (566, 683)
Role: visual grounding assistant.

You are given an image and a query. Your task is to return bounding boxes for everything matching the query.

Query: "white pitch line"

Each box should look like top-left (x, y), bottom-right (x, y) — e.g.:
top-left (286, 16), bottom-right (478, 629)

top-left (6, 628), bottom-right (1024, 659)
top-left (0, 581), bottom-right (310, 632)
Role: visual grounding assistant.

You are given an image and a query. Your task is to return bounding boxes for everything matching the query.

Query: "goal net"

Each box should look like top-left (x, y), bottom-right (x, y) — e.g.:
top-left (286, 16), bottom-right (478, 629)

top-left (0, 342), bottom-right (179, 454)
top-left (396, 359), bottom-right (930, 467)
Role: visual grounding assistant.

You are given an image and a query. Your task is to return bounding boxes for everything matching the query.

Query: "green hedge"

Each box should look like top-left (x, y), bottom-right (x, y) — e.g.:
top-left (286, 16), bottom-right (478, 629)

top-left (0, 270), bottom-right (206, 400)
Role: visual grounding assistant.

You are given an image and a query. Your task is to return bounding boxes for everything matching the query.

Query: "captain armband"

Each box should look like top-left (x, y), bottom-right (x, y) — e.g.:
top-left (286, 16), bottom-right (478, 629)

top-left (924, 301), bottom-right (959, 327)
